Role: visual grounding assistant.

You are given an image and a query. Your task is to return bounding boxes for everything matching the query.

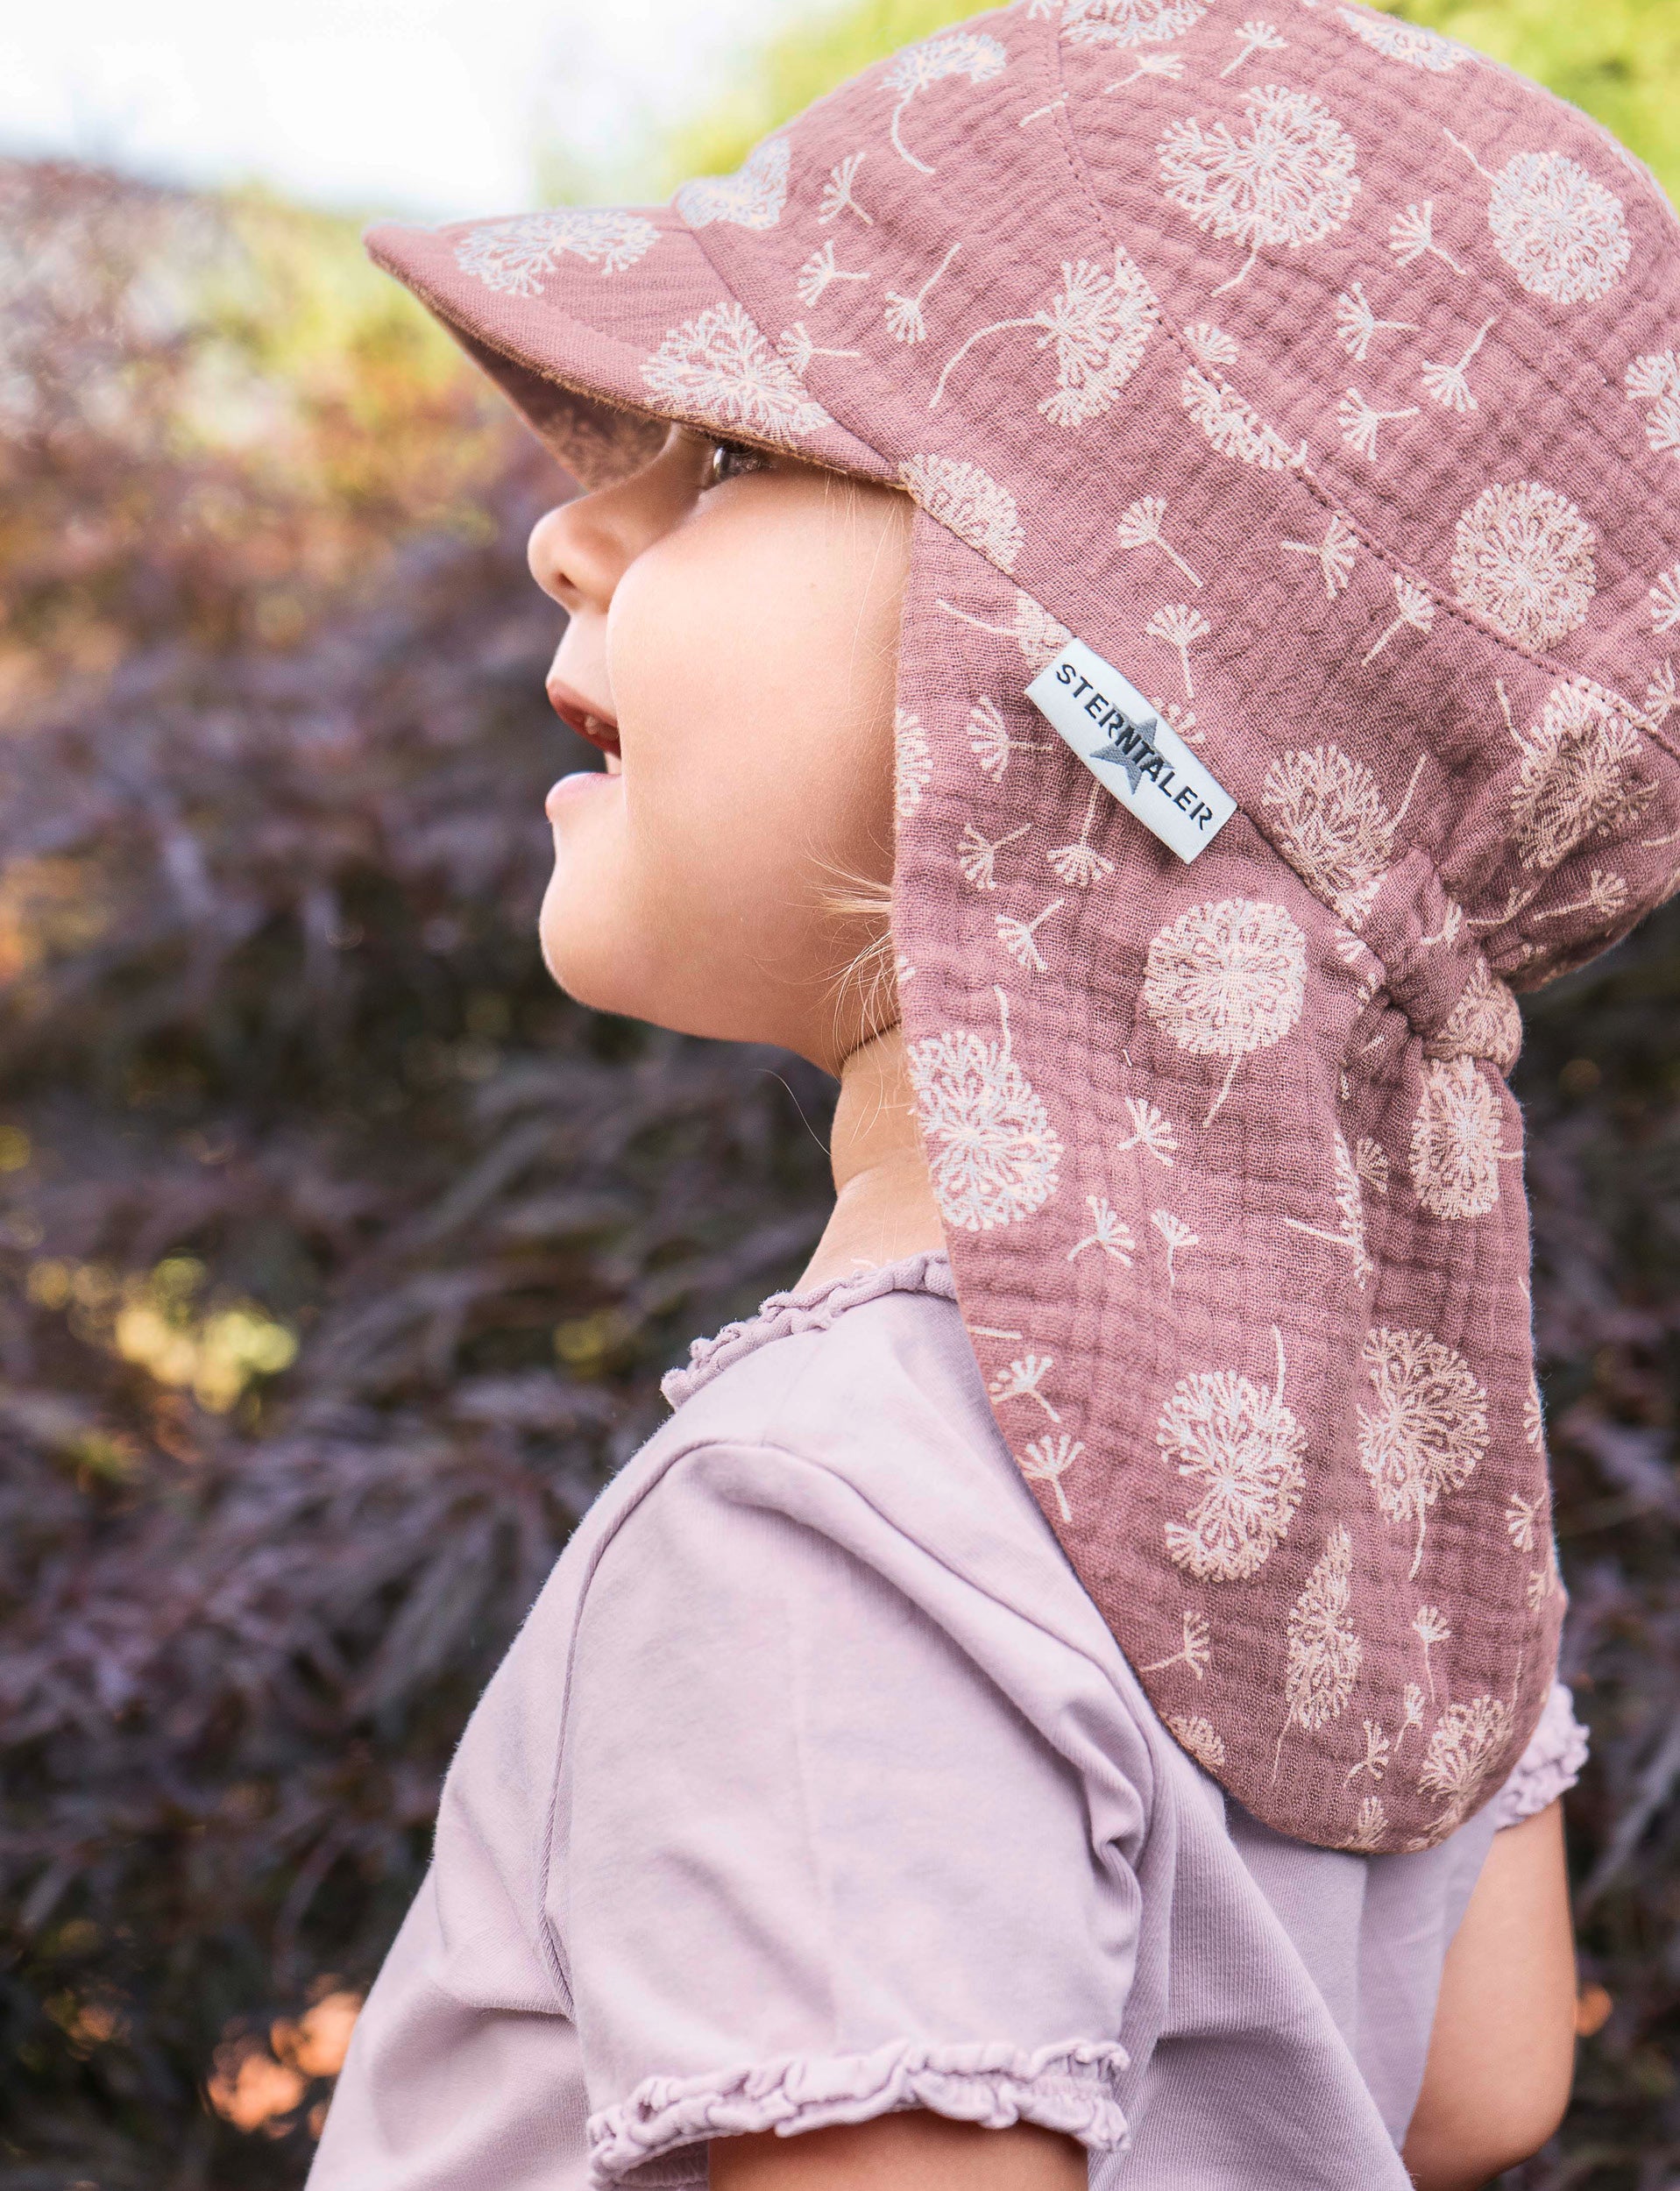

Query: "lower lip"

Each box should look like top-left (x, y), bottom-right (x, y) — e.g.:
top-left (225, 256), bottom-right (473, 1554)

top-left (545, 769), bottom-right (620, 820)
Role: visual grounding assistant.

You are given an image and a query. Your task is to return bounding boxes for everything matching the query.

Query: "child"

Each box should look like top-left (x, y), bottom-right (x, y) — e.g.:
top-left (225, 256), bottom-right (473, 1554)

top-left (312, 3), bottom-right (1680, 2183)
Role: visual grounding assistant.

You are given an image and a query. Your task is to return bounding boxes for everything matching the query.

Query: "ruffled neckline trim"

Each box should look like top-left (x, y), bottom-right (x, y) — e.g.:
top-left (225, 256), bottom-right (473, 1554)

top-left (662, 1249), bottom-right (955, 1410)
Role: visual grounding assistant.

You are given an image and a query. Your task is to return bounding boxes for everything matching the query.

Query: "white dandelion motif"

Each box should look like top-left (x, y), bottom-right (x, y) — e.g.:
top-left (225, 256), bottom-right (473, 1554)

top-left (996, 898), bottom-right (1065, 974)
top-left (1286, 1128), bottom-right (1373, 1285)
top-left (1346, 1720), bottom-right (1393, 1784)
top-left (776, 324), bottom-right (863, 376)
top-left (1336, 7), bottom-right (1464, 70)
top-left (1048, 784), bottom-right (1117, 890)
top-left (1355, 1136), bottom-right (1390, 1195)
top-left (884, 240), bottom-right (962, 346)
top-left (1068, 1195), bottom-right (1137, 1264)
top-left (895, 708), bottom-right (932, 821)
top-left (1183, 321), bottom-right (1240, 370)
top-left (1221, 19), bottom-right (1287, 75)
top-left (1627, 350), bottom-right (1680, 464)
top-left (883, 30), bottom-right (1008, 174)
top-left (452, 209), bottom-right (659, 296)
top-left (1413, 1604), bottom-right (1450, 1699)
top-left (1260, 742), bottom-right (1416, 923)
top-left (1142, 1610), bottom-right (1212, 1679)
top-left (1167, 1715), bottom-right (1228, 1772)
top-left (1409, 1055), bottom-right (1513, 1220)
top-left (1523, 1377), bottom-right (1546, 1453)
top-left (1145, 604), bottom-right (1213, 698)
top-left (1334, 282), bottom-right (1419, 365)
top-left (1106, 52), bottom-right (1189, 89)
top-left (938, 591), bottom-right (1072, 674)
top-left (1151, 1209), bottom-right (1200, 1285)
top-left (1274, 1527), bottom-right (1364, 1776)
top-left (1159, 84), bottom-right (1361, 294)
top-left (1506, 1490), bottom-right (1541, 1554)
top-left (1421, 318), bottom-right (1498, 415)
top-left (1357, 1327), bottom-right (1489, 1578)
top-left (1433, 958), bottom-right (1523, 1070)
top-left (1420, 1694), bottom-right (1515, 1828)
top-left (1652, 566), bottom-right (1680, 635)
top-left (1396, 1682), bottom-right (1427, 1753)
top-left (1017, 97), bottom-right (1069, 128)
top-left (1349, 1794), bottom-right (1389, 1852)
top-left (642, 303), bottom-right (833, 445)
top-left (1060, 0), bottom-right (1209, 47)
top-left (1155, 698), bottom-right (1203, 746)
top-left (1445, 132), bottom-right (1631, 306)
top-left (908, 988), bottom-right (1063, 1231)
top-left (1117, 1095), bottom-right (1179, 1166)
top-left (1507, 679), bottom-right (1647, 872)
top-left (674, 137), bottom-right (790, 230)
top-left (1182, 366), bottom-right (1308, 471)
top-left (1160, 1327), bottom-right (1308, 1582)
top-left (1418, 898), bottom-right (1466, 949)
top-left (901, 456), bottom-right (1025, 571)
top-left (1117, 497), bottom-right (1205, 586)
top-left (1450, 481), bottom-right (1598, 651)
top-left (1388, 202), bottom-right (1466, 277)
top-left (1281, 510), bottom-right (1359, 599)
top-left (968, 696), bottom-right (1049, 784)
top-left (958, 820), bottom-right (1031, 891)
top-left (1022, 1432), bottom-right (1084, 1521)
top-left (1527, 1539), bottom-right (1562, 1610)
top-left (795, 240), bottom-right (871, 308)
top-left (1363, 577), bottom-right (1437, 666)
top-left (989, 1351), bottom-right (1062, 1421)
top-left (1145, 898), bottom-right (1308, 1124)
top-left (1531, 867), bottom-right (1630, 926)
top-left (1338, 387), bottom-right (1421, 461)
top-left (818, 151), bottom-right (874, 226)
top-left (1646, 661), bottom-right (1678, 727)
top-left (930, 249), bottom-right (1159, 428)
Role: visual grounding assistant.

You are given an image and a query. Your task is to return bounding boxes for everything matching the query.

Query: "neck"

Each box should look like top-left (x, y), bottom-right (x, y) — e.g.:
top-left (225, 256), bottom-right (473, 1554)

top-left (797, 1025), bottom-right (946, 1291)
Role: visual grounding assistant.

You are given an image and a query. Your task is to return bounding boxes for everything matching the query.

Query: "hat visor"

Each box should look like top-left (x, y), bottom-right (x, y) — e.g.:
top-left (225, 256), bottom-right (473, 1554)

top-left (365, 206), bottom-right (888, 491)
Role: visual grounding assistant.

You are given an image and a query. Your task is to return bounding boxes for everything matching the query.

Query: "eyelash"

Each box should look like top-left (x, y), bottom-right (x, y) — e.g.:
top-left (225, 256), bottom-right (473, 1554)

top-left (704, 438), bottom-right (768, 490)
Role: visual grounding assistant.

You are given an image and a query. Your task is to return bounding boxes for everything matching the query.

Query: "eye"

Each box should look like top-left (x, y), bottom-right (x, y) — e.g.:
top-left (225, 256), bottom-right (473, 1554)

top-left (704, 438), bottom-right (768, 490)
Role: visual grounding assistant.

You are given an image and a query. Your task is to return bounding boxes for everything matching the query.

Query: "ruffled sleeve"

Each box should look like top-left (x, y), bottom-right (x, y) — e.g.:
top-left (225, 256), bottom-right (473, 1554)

top-left (1486, 1681), bottom-right (1590, 1830)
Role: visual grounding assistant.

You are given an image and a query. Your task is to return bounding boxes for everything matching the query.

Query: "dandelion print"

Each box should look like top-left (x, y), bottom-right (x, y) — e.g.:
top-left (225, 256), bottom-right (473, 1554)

top-left (1183, 321), bottom-right (1240, 370)
top-left (1285, 1129), bottom-right (1373, 1285)
top-left (1388, 202), bottom-right (1465, 277)
top-left (1159, 84), bottom-right (1361, 294)
top-left (1531, 867), bottom-right (1630, 925)
top-left (1151, 1209), bottom-right (1200, 1285)
top-left (1349, 1795), bottom-right (1389, 1852)
top-left (909, 989), bottom-right (1063, 1230)
top-left (1274, 1527), bottom-right (1364, 1776)
top-left (675, 138), bottom-right (790, 230)
top-left (883, 30), bottom-right (1008, 174)
top-left (1022, 1433), bottom-right (1084, 1521)
top-left (1524, 1377), bottom-right (1546, 1453)
top-left (776, 324), bottom-right (863, 377)
top-left (937, 591), bottom-right (1072, 674)
top-left (1363, 578), bottom-right (1436, 666)
top-left (1627, 351), bottom-right (1680, 464)
top-left (1646, 661), bottom-right (1678, 727)
top-left (1259, 742), bottom-right (1414, 923)
top-left (1117, 497), bottom-right (1204, 586)
top-left (1397, 1683), bottom-right (1427, 1753)
top-left (1221, 19), bottom-right (1287, 76)
top-left (989, 1352), bottom-right (1062, 1421)
top-left (1048, 784), bottom-right (1117, 890)
top-left (1142, 1610), bottom-right (1212, 1679)
top-left (996, 899), bottom-right (1065, 975)
top-left (1060, 0), bottom-right (1209, 47)
top-left (1527, 1540), bottom-right (1562, 1610)
top-left (1451, 481), bottom-right (1597, 651)
top-left (1414, 1605), bottom-right (1450, 1698)
top-left (1160, 1329), bottom-right (1308, 1582)
top-left (895, 709), bottom-right (932, 820)
top-left (1168, 1716), bottom-right (1228, 1772)
top-left (901, 456), bottom-right (1025, 571)
top-left (1434, 958), bottom-right (1522, 1070)
top-left (1445, 133), bottom-right (1631, 306)
top-left (1067, 1195), bottom-right (1137, 1264)
top-left (1337, 388), bottom-right (1421, 462)
top-left (642, 304), bottom-right (834, 446)
top-left (1145, 604), bottom-right (1213, 698)
top-left (930, 249), bottom-right (1159, 427)
top-left (796, 241), bottom-right (870, 308)
top-left (1506, 1491), bottom-right (1541, 1555)
top-left (1421, 318), bottom-right (1498, 415)
top-left (453, 209), bottom-right (659, 296)
top-left (1355, 1136), bottom-right (1390, 1196)
top-left (1357, 1327), bottom-right (1489, 1578)
top-left (1420, 1695), bottom-right (1515, 1828)
top-left (1106, 52), bottom-right (1189, 89)
top-left (1117, 1095), bottom-right (1179, 1166)
top-left (1334, 282), bottom-right (1419, 365)
top-left (1336, 7), bottom-right (1464, 67)
top-left (1183, 367), bottom-right (1308, 470)
top-left (1282, 511), bottom-right (1358, 599)
top-left (1409, 1055), bottom-right (1512, 1219)
top-left (1507, 679), bottom-right (1646, 872)
top-left (1145, 898), bottom-right (1308, 1124)
top-left (1652, 566), bottom-right (1680, 635)
top-left (1346, 1721), bottom-right (1393, 1783)
top-left (958, 820), bottom-right (1031, 891)
top-left (818, 151), bottom-right (874, 226)
top-left (968, 697), bottom-right (1048, 784)
top-left (884, 241), bottom-right (961, 346)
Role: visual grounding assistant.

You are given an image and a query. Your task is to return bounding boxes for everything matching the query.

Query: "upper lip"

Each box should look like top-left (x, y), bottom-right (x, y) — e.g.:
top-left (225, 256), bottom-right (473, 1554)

top-left (547, 676), bottom-right (620, 755)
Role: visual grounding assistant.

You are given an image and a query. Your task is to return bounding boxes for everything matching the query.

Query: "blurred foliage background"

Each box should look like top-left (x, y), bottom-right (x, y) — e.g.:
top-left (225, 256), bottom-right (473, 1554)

top-left (1, 4), bottom-right (1678, 2188)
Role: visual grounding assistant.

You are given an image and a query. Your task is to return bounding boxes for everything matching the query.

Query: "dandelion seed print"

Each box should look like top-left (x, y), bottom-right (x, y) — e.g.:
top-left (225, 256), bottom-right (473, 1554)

top-left (1160, 1326), bottom-right (1308, 1582)
top-left (1259, 743), bottom-right (1411, 923)
top-left (1183, 367), bottom-right (1307, 471)
top-left (989, 1351), bottom-right (1062, 1421)
top-left (1355, 1136), bottom-right (1390, 1196)
top-left (1168, 1715), bottom-right (1228, 1772)
top-left (908, 989), bottom-right (1063, 1230)
top-left (1451, 481), bottom-right (1598, 651)
top-left (1145, 604), bottom-right (1213, 698)
top-left (1221, 19), bottom-right (1287, 76)
top-left (883, 30), bottom-right (1008, 174)
top-left (1397, 1683), bottom-right (1427, 1754)
top-left (1145, 898), bottom-right (1308, 1125)
top-left (1117, 497), bottom-right (1204, 586)
top-left (1433, 959), bottom-right (1522, 1070)
top-left (453, 211), bottom-right (660, 297)
top-left (1420, 1695), bottom-right (1514, 1828)
top-left (1286, 1129), bottom-right (1373, 1284)
top-left (1060, 0), bottom-right (1209, 47)
top-left (937, 591), bottom-right (1072, 674)
top-left (1527, 1539), bottom-right (1562, 1610)
top-left (1142, 1610), bottom-right (1211, 1679)
top-left (674, 138), bottom-right (791, 230)
top-left (1151, 1209), bottom-right (1200, 1285)
top-left (884, 241), bottom-right (961, 346)
top-left (1523, 1378), bottom-right (1546, 1454)
top-left (1334, 283), bottom-right (1418, 365)
top-left (1117, 1095), bottom-right (1178, 1167)
top-left (996, 899), bottom-right (1064, 975)
top-left (1357, 1327), bottom-right (1489, 1578)
top-left (1067, 1195), bottom-right (1137, 1264)
top-left (1022, 1433), bottom-right (1084, 1521)
top-left (1413, 1606), bottom-right (1450, 1697)
top-left (1531, 868), bottom-right (1630, 926)
top-left (1159, 84), bottom-right (1360, 294)
top-left (930, 249), bottom-right (1159, 427)
top-left (1183, 321), bottom-right (1240, 370)
top-left (1363, 578), bottom-right (1436, 667)
top-left (1652, 566), bottom-right (1680, 636)
top-left (1336, 8), bottom-right (1464, 69)
top-left (1348, 1795), bottom-right (1388, 1852)
top-left (1646, 661), bottom-right (1678, 727)
top-left (1506, 1491), bottom-right (1541, 1555)
top-left (1388, 202), bottom-right (1465, 277)
top-left (1048, 784), bottom-right (1117, 890)
top-left (1106, 52), bottom-right (1188, 89)
top-left (1409, 1056), bottom-right (1512, 1220)
top-left (1274, 1527), bottom-right (1364, 1776)
top-left (1346, 1720), bottom-right (1392, 1783)
top-left (796, 241), bottom-right (871, 308)
top-left (1627, 350), bottom-right (1680, 464)
top-left (1507, 679), bottom-right (1647, 872)
top-left (1337, 388), bottom-right (1421, 462)
top-left (776, 324), bottom-right (864, 377)
top-left (1421, 319), bottom-right (1498, 415)
top-left (642, 304), bottom-right (834, 445)
top-left (968, 697), bottom-right (1048, 785)
top-left (958, 820), bottom-right (1031, 891)
top-left (818, 151), bottom-right (874, 226)
top-left (1281, 511), bottom-right (1358, 599)
top-left (900, 456), bottom-right (1025, 571)
top-left (1445, 133), bottom-right (1631, 305)
top-left (895, 708), bottom-right (932, 821)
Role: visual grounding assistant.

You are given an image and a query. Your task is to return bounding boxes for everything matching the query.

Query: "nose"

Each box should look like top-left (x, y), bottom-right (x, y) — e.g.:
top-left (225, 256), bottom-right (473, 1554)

top-left (526, 433), bottom-right (698, 618)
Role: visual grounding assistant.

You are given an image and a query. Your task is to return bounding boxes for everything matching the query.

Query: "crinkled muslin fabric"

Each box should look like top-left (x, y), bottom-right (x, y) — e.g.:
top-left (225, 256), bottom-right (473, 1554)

top-left (367, 0), bottom-right (1680, 1850)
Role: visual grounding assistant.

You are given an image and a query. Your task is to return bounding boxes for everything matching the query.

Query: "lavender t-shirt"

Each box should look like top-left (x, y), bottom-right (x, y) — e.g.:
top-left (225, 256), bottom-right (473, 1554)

top-left (310, 1252), bottom-right (1584, 2191)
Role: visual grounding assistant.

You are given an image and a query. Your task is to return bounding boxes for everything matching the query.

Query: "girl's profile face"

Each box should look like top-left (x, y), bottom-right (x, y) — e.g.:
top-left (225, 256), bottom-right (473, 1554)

top-left (528, 429), bottom-right (912, 1074)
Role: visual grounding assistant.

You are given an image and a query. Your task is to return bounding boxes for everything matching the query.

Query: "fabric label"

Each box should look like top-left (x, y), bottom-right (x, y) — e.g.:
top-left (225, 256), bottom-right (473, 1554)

top-left (1024, 638), bottom-right (1235, 864)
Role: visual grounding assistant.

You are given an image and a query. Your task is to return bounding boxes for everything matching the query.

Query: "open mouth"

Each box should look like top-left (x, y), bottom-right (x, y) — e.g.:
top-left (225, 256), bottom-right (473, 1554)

top-left (547, 677), bottom-right (622, 772)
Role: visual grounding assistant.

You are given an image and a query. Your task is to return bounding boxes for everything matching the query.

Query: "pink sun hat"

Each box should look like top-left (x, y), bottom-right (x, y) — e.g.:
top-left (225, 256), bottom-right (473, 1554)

top-left (367, 0), bottom-right (1680, 1854)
